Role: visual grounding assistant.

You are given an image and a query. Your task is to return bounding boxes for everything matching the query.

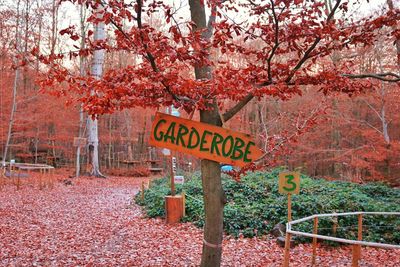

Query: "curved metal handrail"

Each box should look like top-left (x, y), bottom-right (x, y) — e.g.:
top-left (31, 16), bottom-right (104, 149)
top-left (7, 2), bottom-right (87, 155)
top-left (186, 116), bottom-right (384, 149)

top-left (287, 212), bottom-right (400, 249)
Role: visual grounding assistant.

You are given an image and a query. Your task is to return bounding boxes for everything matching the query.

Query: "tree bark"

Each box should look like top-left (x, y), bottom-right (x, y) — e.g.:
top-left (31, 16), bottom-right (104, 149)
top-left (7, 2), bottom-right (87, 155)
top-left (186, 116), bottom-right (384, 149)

top-left (387, 0), bottom-right (400, 69)
top-left (87, 6), bottom-right (105, 177)
top-left (76, 4), bottom-right (87, 177)
top-left (124, 110), bottom-right (134, 161)
top-left (2, 69), bottom-right (19, 165)
top-left (199, 112), bottom-right (225, 267)
top-left (23, 0), bottom-right (30, 94)
top-left (188, 1), bottom-right (225, 266)
top-left (2, 0), bottom-right (21, 166)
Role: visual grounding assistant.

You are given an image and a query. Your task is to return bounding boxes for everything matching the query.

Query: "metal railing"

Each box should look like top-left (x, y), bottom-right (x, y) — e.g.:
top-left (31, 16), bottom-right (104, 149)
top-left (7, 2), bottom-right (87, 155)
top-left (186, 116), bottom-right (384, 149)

top-left (287, 211), bottom-right (400, 249)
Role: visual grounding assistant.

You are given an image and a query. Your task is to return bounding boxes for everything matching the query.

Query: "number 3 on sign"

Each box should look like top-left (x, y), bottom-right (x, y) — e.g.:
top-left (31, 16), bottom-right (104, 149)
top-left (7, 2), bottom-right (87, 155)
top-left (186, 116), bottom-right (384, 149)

top-left (279, 172), bottom-right (300, 194)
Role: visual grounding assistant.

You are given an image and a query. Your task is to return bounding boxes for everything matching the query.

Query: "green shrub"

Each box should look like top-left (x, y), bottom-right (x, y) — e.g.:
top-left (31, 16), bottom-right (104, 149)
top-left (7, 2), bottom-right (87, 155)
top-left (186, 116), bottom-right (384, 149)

top-left (135, 169), bottom-right (400, 244)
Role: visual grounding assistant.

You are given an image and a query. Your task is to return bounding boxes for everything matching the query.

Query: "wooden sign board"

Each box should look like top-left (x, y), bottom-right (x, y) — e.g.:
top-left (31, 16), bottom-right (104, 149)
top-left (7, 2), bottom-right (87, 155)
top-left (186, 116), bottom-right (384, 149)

top-left (149, 112), bottom-right (263, 167)
top-left (73, 137), bottom-right (87, 147)
top-left (279, 172), bottom-right (300, 194)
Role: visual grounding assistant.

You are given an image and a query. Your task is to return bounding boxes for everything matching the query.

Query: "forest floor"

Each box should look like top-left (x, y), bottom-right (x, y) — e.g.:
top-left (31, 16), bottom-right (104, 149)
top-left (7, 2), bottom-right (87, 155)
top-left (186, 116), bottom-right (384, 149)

top-left (0, 170), bottom-right (399, 267)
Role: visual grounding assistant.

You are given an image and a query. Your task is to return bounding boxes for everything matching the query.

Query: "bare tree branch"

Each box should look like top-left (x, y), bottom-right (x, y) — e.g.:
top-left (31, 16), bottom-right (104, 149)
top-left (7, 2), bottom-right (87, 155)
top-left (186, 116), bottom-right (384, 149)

top-left (98, 0), bottom-right (191, 105)
top-left (267, 0), bottom-right (280, 82)
top-left (343, 72), bottom-right (400, 82)
top-left (223, 0), bottom-right (342, 122)
top-left (285, 0), bottom-right (341, 84)
top-left (222, 93), bottom-right (255, 122)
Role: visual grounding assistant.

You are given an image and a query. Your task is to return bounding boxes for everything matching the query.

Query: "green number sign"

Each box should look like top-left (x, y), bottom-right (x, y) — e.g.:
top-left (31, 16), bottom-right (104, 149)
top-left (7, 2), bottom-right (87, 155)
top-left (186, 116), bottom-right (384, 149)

top-left (279, 172), bottom-right (300, 194)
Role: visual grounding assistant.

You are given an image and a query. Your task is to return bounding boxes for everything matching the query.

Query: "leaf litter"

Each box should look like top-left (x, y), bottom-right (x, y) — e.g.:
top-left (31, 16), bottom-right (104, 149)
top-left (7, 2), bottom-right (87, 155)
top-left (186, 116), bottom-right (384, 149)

top-left (0, 173), bottom-right (398, 266)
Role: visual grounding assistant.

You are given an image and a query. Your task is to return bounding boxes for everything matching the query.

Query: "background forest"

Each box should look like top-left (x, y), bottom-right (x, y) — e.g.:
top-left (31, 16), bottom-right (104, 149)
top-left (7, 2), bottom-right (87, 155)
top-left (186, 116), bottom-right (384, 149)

top-left (0, 0), bottom-right (399, 185)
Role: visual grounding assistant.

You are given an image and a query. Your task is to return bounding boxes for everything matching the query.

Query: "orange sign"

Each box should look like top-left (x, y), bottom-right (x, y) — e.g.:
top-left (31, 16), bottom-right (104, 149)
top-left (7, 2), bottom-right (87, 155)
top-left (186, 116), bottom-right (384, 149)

top-left (279, 172), bottom-right (300, 194)
top-left (149, 112), bottom-right (263, 167)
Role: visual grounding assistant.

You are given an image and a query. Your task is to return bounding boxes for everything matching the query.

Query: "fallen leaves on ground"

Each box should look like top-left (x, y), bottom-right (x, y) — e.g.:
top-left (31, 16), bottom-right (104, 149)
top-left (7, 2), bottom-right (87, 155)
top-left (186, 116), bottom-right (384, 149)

top-left (0, 172), bottom-right (398, 266)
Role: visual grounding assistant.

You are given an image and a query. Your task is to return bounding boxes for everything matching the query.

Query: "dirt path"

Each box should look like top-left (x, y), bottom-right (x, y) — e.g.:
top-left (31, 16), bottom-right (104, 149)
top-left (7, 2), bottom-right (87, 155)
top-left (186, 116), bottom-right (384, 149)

top-left (0, 174), bottom-right (398, 266)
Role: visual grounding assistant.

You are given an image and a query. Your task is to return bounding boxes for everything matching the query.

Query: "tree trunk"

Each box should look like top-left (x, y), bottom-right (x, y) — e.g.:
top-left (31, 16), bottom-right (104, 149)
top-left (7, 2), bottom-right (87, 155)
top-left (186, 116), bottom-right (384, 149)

top-left (76, 4), bottom-right (87, 177)
top-left (35, 0), bottom-right (42, 75)
top-left (188, 1), bottom-right (225, 266)
top-left (124, 110), bottom-right (134, 161)
top-left (87, 6), bottom-right (105, 177)
top-left (108, 114), bottom-right (112, 168)
top-left (50, 0), bottom-right (58, 55)
top-left (2, 0), bottom-right (21, 166)
top-left (387, 0), bottom-right (400, 68)
top-left (377, 49), bottom-right (391, 177)
top-left (2, 69), bottom-right (19, 165)
top-left (23, 0), bottom-right (30, 94)
top-left (199, 111), bottom-right (225, 267)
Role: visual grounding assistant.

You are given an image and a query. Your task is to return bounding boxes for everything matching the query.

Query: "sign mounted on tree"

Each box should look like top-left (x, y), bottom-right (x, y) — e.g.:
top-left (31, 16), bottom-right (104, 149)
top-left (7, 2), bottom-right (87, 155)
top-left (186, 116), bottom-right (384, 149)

top-left (149, 112), bottom-right (263, 167)
top-left (279, 171), bottom-right (300, 194)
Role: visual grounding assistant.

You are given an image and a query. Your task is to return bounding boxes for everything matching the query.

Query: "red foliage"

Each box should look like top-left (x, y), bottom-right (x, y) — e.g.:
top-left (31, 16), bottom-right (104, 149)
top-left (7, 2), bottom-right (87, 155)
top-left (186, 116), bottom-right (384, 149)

top-left (38, 1), bottom-right (400, 117)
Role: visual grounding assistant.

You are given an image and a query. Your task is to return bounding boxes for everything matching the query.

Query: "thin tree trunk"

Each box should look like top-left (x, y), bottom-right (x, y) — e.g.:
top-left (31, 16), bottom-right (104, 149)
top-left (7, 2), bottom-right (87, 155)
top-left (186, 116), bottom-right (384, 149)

top-left (34, 127), bottom-right (39, 163)
top-left (87, 6), bottom-right (105, 177)
top-left (35, 0), bottom-right (42, 74)
top-left (2, 0), bottom-right (21, 166)
top-left (377, 48), bottom-right (391, 177)
top-left (2, 69), bottom-right (19, 165)
top-left (380, 83), bottom-right (390, 145)
top-left (108, 115), bottom-right (112, 168)
top-left (50, 0), bottom-right (57, 55)
top-left (76, 4), bottom-right (86, 177)
top-left (124, 110), bottom-right (134, 161)
top-left (188, 1), bottom-right (225, 266)
top-left (387, 0), bottom-right (400, 68)
top-left (75, 105), bottom-right (84, 176)
top-left (23, 0), bottom-right (30, 94)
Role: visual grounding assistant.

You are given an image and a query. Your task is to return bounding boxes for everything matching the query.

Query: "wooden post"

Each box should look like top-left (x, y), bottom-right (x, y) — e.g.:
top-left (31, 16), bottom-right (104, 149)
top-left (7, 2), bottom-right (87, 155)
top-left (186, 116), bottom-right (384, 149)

top-left (141, 181), bottom-right (145, 201)
top-left (16, 169), bottom-right (21, 190)
top-left (49, 168), bottom-right (53, 188)
top-left (9, 163), bottom-right (13, 186)
top-left (0, 169), bottom-right (3, 190)
top-left (283, 232), bottom-right (292, 267)
top-left (312, 217), bottom-right (319, 265)
top-left (283, 193), bottom-right (292, 267)
top-left (182, 191), bottom-right (186, 217)
top-left (49, 168), bottom-right (54, 189)
top-left (43, 168), bottom-right (47, 189)
top-left (358, 214), bottom-right (363, 258)
top-left (333, 216), bottom-right (338, 236)
top-left (287, 193), bottom-right (292, 222)
top-left (44, 168), bottom-right (48, 188)
top-left (9, 163), bottom-right (12, 179)
top-left (352, 214), bottom-right (363, 267)
top-left (39, 168), bottom-right (43, 190)
top-left (170, 154), bottom-right (175, 196)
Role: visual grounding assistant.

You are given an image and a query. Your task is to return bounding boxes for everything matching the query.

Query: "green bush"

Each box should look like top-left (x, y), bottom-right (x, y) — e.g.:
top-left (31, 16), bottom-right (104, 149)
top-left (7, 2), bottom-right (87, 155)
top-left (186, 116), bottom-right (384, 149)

top-left (135, 169), bottom-right (400, 244)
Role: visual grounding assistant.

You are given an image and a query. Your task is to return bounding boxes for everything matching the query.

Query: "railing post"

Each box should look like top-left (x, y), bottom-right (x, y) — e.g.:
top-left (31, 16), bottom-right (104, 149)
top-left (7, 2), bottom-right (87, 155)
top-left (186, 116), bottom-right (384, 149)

top-left (16, 169), bottom-right (21, 190)
top-left (39, 168), bottom-right (43, 190)
top-left (283, 193), bottom-right (292, 267)
top-left (312, 217), bottom-right (319, 265)
top-left (352, 213), bottom-right (363, 267)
